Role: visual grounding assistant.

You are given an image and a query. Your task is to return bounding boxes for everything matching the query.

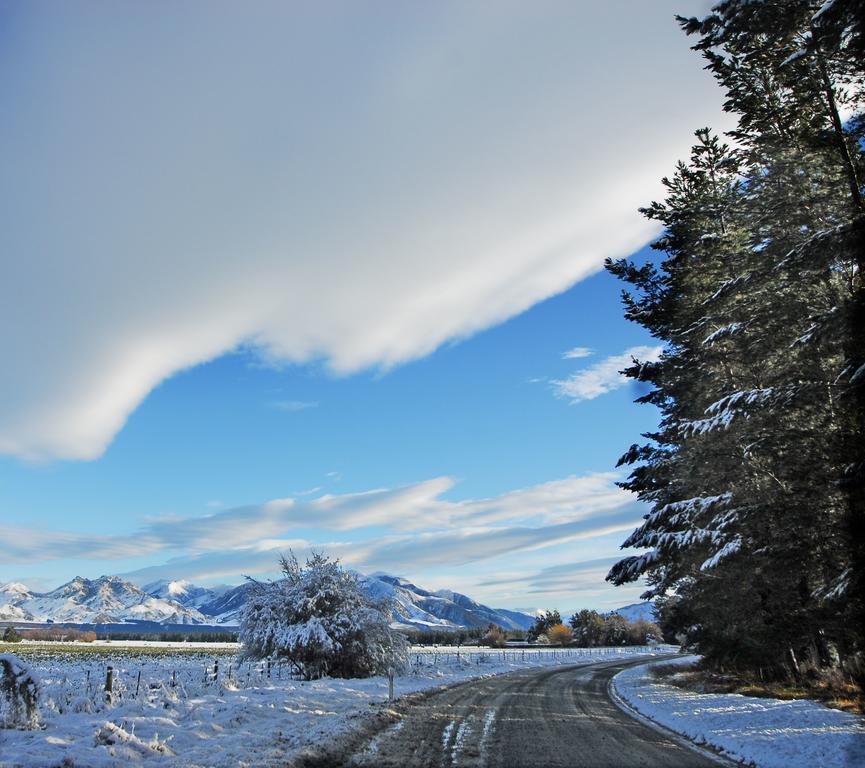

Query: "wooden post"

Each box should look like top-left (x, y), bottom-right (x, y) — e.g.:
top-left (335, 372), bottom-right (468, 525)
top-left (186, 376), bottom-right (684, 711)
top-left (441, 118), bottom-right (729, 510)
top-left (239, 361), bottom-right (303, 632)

top-left (214, 659), bottom-right (219, 683)
top-left (135, 670), bottom-right (141, 697)
top-left (388, 667), bottom-right (395, 702)
top-left (171, 669), bottom-right (177, 688)
top-left (105, 666), bottom-right (113, 698)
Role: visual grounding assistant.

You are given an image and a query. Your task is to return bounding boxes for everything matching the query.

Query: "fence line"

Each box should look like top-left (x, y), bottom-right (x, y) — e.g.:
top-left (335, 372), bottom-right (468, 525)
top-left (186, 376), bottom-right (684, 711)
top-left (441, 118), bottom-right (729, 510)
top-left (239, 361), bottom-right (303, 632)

top-left (11, 643), bottom-right (674, 716)
top-left (407, 644), bottom-right (670, 670)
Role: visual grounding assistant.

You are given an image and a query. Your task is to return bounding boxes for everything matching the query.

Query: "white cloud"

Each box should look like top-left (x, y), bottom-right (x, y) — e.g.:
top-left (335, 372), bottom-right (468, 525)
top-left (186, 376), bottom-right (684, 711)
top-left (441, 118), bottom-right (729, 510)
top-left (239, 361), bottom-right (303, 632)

top-left (344, 516), bottom-right (640, 572)
top-left (0, 2), bottom-right (728, 461)
top-left (561, 347), bottom-right (594, 360)
top-left (552, 345), bottom-right (663, 403)
top-left (269, 400), bottom-right (319, 412)
top-left (0, 473), bottom-right (641, 573)
top-left (0, 472), bottom-right (651, 608)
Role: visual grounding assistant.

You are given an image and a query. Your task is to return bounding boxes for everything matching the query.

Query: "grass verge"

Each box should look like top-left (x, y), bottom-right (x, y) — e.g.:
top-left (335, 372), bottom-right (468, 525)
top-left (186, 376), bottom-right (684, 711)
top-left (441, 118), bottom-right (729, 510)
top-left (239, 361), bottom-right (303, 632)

top-left (650, 661), bottom-right (864, 714)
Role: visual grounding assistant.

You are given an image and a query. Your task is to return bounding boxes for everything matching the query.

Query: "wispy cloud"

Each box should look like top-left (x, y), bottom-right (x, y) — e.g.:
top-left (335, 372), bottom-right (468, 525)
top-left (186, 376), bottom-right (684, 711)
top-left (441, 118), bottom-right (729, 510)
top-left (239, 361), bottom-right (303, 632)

top-left (346, 516), bottom-right (640, 573)
top-left (0, 474), bottom-right (642, 581)
top-left (119, 516), bottom-right (643, 586)
top-left (561, 346), bottom-right (593, 360)
top-left (0, 525), bottom-right (163, 564)
top-left (478, 556), bottom-right (619, 593)
top-left (268, 400), bottom-right (318, 412)
top-left (552, 345), bottom-right (662, 403)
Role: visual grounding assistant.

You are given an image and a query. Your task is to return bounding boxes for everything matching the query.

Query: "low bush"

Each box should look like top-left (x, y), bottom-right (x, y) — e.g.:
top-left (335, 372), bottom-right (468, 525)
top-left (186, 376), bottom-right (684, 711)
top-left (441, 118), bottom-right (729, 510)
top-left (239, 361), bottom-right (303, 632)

top-left (0, 653), bottom-right (39, 729)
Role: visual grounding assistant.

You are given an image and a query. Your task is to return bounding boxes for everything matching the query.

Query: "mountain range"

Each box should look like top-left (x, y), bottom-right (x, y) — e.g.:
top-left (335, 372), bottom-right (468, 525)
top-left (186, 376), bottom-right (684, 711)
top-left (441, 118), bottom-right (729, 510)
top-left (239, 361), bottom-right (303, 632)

top-left (0, 573), bottom-right (537, 631)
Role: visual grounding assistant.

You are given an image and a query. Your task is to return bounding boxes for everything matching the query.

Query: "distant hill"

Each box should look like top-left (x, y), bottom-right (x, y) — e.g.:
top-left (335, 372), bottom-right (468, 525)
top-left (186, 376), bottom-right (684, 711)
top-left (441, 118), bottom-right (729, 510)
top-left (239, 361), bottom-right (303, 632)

top-left (1, 573), bottom-right (534, 632)
top-left (609, 601), bottom-right (658, 623)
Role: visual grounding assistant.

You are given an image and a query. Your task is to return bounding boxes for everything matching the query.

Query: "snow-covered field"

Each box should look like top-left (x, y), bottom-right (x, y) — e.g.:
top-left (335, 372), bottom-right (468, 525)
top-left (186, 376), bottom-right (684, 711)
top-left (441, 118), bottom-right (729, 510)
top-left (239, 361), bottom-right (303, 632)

top-left (0, 644), bottom-right (668, 767)
top-left (612, 656), bottom-right (865, 768)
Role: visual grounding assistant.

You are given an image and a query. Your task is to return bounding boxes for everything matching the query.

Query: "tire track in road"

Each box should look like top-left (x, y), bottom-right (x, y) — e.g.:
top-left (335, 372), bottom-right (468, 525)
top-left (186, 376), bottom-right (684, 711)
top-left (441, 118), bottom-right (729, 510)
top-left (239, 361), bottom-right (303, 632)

top-left (342, 658), bottom-right (725, 768)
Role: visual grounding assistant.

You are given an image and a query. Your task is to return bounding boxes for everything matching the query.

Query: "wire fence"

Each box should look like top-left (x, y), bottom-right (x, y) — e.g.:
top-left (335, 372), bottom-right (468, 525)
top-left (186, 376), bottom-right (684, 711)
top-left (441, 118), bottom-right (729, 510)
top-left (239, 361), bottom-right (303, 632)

top-left (407, 644), bottom-right (674, 669)
top-left (3, 642), bottom-right (677, 720)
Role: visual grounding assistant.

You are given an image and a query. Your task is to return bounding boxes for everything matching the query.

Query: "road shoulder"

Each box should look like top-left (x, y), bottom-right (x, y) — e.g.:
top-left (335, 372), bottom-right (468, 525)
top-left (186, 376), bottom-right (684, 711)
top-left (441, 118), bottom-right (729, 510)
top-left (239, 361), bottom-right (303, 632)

top-left (611, 656), bottom-right (865, 768)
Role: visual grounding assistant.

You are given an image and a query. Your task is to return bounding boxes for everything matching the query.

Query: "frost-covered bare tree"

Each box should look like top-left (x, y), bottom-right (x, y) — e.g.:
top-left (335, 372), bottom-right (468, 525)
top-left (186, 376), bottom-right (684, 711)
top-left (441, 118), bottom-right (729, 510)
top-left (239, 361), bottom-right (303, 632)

top-left (239, 552), bottom-right (408, 680)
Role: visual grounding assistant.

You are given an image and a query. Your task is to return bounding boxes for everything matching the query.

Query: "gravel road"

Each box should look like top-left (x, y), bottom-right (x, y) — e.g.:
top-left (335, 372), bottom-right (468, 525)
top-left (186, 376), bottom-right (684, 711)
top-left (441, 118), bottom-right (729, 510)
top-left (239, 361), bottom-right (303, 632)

top-left (311, 657), bottom-right (723, 768)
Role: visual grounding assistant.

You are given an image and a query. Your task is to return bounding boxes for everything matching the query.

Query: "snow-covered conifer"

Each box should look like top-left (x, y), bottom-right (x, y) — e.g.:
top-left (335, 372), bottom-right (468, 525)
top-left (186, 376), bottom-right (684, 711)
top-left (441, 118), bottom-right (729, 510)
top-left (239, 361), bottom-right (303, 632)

top-left (607, 0), bottom-right (865, 679)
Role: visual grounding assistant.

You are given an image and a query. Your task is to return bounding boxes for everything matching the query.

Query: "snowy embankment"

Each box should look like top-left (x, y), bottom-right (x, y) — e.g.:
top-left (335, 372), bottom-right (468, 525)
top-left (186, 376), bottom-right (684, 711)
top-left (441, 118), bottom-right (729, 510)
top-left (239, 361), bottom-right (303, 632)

top-left (612, 656), bottom-right (865, 768)
top-left (0, 645), bottom-right (668, 768)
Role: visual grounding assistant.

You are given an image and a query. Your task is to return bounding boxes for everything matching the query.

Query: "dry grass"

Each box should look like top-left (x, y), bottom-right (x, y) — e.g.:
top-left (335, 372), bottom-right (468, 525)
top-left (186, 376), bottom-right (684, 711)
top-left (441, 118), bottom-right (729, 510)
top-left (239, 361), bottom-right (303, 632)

top-left (650, 662), bottom-right (864, 714)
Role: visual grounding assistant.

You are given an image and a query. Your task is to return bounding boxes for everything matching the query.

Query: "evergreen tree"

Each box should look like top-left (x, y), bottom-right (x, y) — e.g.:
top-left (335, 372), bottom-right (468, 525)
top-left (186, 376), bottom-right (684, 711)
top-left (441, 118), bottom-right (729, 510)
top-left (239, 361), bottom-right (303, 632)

top-left (527, 610), bottom-right (562, 642)
top-left (568, 609), bottom-right (606, 647)
top-left (607, 1), bottom-right (864, 680)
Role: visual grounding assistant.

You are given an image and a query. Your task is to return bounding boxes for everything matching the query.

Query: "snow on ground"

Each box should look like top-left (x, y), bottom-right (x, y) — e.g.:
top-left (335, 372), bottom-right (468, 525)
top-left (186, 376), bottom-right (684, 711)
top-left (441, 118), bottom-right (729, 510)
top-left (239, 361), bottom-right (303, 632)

top-left (612, 655), bottom-right (865, 768)
top-left (0, 645), bottom-right (669, 767)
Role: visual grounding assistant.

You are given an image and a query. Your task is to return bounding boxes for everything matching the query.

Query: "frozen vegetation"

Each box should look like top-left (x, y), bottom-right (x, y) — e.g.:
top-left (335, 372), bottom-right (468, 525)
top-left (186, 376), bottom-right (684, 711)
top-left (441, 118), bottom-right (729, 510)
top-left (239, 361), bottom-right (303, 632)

top-left (0, 644), bottom-right (663, 767)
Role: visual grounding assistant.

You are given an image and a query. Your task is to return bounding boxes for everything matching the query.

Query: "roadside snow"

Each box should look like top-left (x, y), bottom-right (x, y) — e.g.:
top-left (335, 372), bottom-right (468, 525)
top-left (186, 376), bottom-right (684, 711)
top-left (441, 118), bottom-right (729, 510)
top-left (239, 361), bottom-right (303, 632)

top-left (612, 656), bottom-right (865, 768)
top-left (0, 646), bottom-right (667, 767)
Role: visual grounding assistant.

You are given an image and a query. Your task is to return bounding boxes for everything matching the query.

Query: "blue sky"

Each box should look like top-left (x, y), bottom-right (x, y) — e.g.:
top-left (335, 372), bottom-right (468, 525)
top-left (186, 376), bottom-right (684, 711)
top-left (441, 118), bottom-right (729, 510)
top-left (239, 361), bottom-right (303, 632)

top-left (0, 1), bottom-right (728, 614)
top-left (0, 260), bottom-right (662, 612)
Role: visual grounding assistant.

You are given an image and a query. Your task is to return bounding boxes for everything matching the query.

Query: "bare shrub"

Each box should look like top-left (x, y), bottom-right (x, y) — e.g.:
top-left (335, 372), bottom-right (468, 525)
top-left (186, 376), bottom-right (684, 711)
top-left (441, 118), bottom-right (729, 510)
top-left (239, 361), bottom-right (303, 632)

top-left (480, 624), bottom-right (508, 648)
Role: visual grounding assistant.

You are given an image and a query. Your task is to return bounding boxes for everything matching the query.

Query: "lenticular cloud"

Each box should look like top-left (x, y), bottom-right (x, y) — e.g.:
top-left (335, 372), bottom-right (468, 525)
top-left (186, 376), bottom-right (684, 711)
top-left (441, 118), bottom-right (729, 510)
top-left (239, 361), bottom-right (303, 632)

top-left (0, 2), bottom-right (726, 460)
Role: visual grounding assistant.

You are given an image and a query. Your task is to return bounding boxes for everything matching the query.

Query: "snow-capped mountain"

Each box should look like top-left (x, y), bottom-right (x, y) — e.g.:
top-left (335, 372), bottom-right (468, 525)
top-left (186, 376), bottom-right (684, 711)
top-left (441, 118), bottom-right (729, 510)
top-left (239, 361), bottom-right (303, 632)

top-left (0, 576), bottom-right (207, 624)
top-left (0, 582), bottom-right (37, 621)
top-left (1, 573), bottom-right (534, 631)
top-left (360, 575), bottom-right (535, 631)
top-left (609, 601), bottom-right (658, 623)
top-left (142, 579), bottom-right (231, 611)
top-left (195, 583), bottom-right (254, 625)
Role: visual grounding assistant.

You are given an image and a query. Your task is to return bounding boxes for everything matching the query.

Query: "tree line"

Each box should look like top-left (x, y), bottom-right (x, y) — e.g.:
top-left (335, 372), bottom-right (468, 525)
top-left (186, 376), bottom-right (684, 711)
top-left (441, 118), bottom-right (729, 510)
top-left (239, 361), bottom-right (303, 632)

top-left (520, 609), bottom-right (663, 647)
top-left (606, 0), bottom-right (864, 683)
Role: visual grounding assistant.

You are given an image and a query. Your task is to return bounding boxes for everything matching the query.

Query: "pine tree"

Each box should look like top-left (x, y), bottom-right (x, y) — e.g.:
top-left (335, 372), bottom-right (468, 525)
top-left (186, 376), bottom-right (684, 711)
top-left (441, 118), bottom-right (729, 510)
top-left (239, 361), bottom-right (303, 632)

top-left (607, 0), bottom-right (864, 679)
top-left (527, 610), bottom-right (562, 642)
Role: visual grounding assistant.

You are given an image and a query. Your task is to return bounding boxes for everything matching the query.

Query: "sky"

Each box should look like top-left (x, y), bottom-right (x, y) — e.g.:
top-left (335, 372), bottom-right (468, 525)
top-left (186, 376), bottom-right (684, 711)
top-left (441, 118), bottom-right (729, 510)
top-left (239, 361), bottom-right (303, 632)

top-left (0, 1), bottom-right (730, 615)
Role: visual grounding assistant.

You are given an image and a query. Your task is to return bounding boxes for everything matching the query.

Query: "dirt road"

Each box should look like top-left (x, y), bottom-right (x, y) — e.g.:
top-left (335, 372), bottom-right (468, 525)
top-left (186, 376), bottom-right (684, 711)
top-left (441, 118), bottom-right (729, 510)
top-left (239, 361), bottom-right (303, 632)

top-left (309, 657), bottom-right (724, 768)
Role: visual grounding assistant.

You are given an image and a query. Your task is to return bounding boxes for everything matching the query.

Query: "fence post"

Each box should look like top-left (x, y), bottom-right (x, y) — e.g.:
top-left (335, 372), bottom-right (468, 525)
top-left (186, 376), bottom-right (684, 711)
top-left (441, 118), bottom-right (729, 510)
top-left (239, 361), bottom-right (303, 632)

top-left (135, 670), bottom-right (141, 697)
top-left (388, 667), bottom-right (395, 702)
top-left (105, 666), bottom-right (113, 699)
top-left (214, 659), bottom-right (219, 683)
